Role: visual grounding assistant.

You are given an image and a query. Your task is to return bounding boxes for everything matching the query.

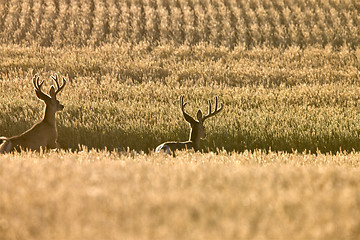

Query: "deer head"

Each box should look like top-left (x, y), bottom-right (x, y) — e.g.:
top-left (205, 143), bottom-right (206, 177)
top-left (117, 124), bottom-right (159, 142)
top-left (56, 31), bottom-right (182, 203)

top-left (33, 74), bottom-right (66, 112)
top-left (180, 95), bottom-right (223, 141)
top-left (155, 95), bottom-right (224, 155)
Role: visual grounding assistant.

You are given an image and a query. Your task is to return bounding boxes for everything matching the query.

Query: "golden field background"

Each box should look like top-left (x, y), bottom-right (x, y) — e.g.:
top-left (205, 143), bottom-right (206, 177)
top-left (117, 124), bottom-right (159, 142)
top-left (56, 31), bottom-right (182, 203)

top-left (1, 44), bottom-right (360, 153)
top-left (1, 0), bottom-right (360, 239)
top-left (1, 0), bottom-right (360, 48)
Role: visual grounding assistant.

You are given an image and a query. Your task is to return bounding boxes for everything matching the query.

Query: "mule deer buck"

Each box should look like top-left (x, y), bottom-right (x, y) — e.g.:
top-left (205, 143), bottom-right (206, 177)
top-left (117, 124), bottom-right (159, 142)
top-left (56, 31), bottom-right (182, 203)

top-left (156, 95), bottom-right (223, 156)
top-left (0, 74), bottom-right (66, 153)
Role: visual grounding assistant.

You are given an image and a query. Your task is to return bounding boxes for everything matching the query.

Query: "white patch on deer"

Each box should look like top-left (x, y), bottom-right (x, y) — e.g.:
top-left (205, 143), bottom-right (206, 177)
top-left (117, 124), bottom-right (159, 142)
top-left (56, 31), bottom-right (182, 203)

top-left (0, 140), bottom-right (12, 153)
top-left (156, 144), bottom-right (171, 155)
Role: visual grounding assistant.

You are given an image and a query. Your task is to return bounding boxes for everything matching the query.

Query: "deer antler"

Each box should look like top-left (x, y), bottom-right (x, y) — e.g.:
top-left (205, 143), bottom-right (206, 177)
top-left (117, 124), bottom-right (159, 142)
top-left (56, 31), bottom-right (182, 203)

top-left (33, 75), bottom-right (50, 101)
top-left (202, 96), bottom-right (224, 122)
top-left (180, 95), bottom-right (196, 124)
top-left (51, 74), bottom-right (66, 95)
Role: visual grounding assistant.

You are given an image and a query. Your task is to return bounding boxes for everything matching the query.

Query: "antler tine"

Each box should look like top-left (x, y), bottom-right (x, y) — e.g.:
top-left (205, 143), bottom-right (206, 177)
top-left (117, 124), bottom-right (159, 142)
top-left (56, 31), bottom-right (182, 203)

top-left (180, 94), bottom-right (188, 111)
top-left (51, 74), bottom-right (59, 88)
top-left (51, 74), bottom-right (66, 94)
top-left (180, 94), bottom-right (184, 109)
top-left (33, 74), bottom-right (50, 101)
top-left (207, 99), bottom-right (212, 116)
top-left (202, 96), bottom-right (224, 122)
top-left (180, 94), bottom-right (196, 124)
top-left (33, 75), bottom-right (44, 90)
top-left (214, 96), bottom-right (218, 112)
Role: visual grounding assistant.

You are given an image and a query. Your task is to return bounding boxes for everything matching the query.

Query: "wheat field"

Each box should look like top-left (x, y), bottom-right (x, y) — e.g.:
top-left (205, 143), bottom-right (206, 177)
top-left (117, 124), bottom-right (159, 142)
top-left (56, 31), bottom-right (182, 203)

top-left (1, 150), bottom-right (360, 240)
top-left (1, 0), bottom-right (360, 239)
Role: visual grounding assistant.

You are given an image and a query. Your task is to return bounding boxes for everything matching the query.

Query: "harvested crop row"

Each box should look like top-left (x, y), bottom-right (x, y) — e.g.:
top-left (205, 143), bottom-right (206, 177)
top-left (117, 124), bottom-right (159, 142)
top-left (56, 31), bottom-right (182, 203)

top-left (1, 0), bottom-right (359, 48)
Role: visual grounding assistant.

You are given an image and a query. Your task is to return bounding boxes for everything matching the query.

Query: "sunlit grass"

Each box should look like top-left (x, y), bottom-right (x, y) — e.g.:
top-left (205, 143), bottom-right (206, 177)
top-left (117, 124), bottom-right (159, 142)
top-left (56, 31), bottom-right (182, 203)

top-left (1, 47), bottom-right (360, 153)
top-left (1, 150), bottom-right (360, 240)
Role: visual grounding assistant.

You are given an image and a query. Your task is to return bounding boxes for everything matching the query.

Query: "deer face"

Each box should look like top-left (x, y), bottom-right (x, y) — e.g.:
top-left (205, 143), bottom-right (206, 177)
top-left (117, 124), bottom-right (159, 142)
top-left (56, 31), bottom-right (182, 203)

top-left (49, 86), bottom-right (64, 112)
top-left (193, 122), bottom-right (206, 139)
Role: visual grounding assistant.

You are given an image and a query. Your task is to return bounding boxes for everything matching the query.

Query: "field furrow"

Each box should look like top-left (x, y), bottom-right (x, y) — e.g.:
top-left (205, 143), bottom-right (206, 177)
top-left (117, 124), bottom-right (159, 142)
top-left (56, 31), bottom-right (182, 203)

top-left (0, 0), bottom-right (359, 48)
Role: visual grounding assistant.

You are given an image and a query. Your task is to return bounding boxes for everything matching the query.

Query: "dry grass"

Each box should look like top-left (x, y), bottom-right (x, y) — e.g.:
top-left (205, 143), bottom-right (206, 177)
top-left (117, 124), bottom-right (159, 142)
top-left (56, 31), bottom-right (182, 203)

top-left (1, 1), bottom-right (360, 239)
top-left (1, 45), bottom-right (360, 153)
top-left (1, 150), bottom-right (360, 240)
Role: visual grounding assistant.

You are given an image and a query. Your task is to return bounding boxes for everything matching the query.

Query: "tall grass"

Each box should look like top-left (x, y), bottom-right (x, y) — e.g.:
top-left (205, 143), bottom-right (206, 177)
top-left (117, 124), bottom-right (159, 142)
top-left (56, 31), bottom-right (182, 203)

top-left (1, 43), bottom-right (360, 152)
top-left (1, 43), bottom-right (359, 86)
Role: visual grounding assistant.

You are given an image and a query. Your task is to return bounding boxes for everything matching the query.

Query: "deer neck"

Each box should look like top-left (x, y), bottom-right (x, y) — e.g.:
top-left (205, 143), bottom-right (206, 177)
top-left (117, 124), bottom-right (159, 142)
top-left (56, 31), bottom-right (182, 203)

top-left (42, 104), bottom-right (57, 126)
top-left (189, 128), bottom-right (200, 151)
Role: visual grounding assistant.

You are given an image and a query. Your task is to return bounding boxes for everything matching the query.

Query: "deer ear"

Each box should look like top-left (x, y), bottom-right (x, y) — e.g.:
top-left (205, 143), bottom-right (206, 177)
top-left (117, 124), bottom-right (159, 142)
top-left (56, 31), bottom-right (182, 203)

top-left (49, 86), bottom-right (56, 99)
top-left (197, 109), bottom-right (203, 122)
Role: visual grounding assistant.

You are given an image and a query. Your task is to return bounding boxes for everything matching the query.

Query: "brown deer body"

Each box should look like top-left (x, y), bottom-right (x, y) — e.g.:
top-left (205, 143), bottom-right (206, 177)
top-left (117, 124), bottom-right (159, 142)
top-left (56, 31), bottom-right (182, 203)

top-left (0, 75), bottom-right (66, 153)
top-left (156, 95), bottom-right (223, 156)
